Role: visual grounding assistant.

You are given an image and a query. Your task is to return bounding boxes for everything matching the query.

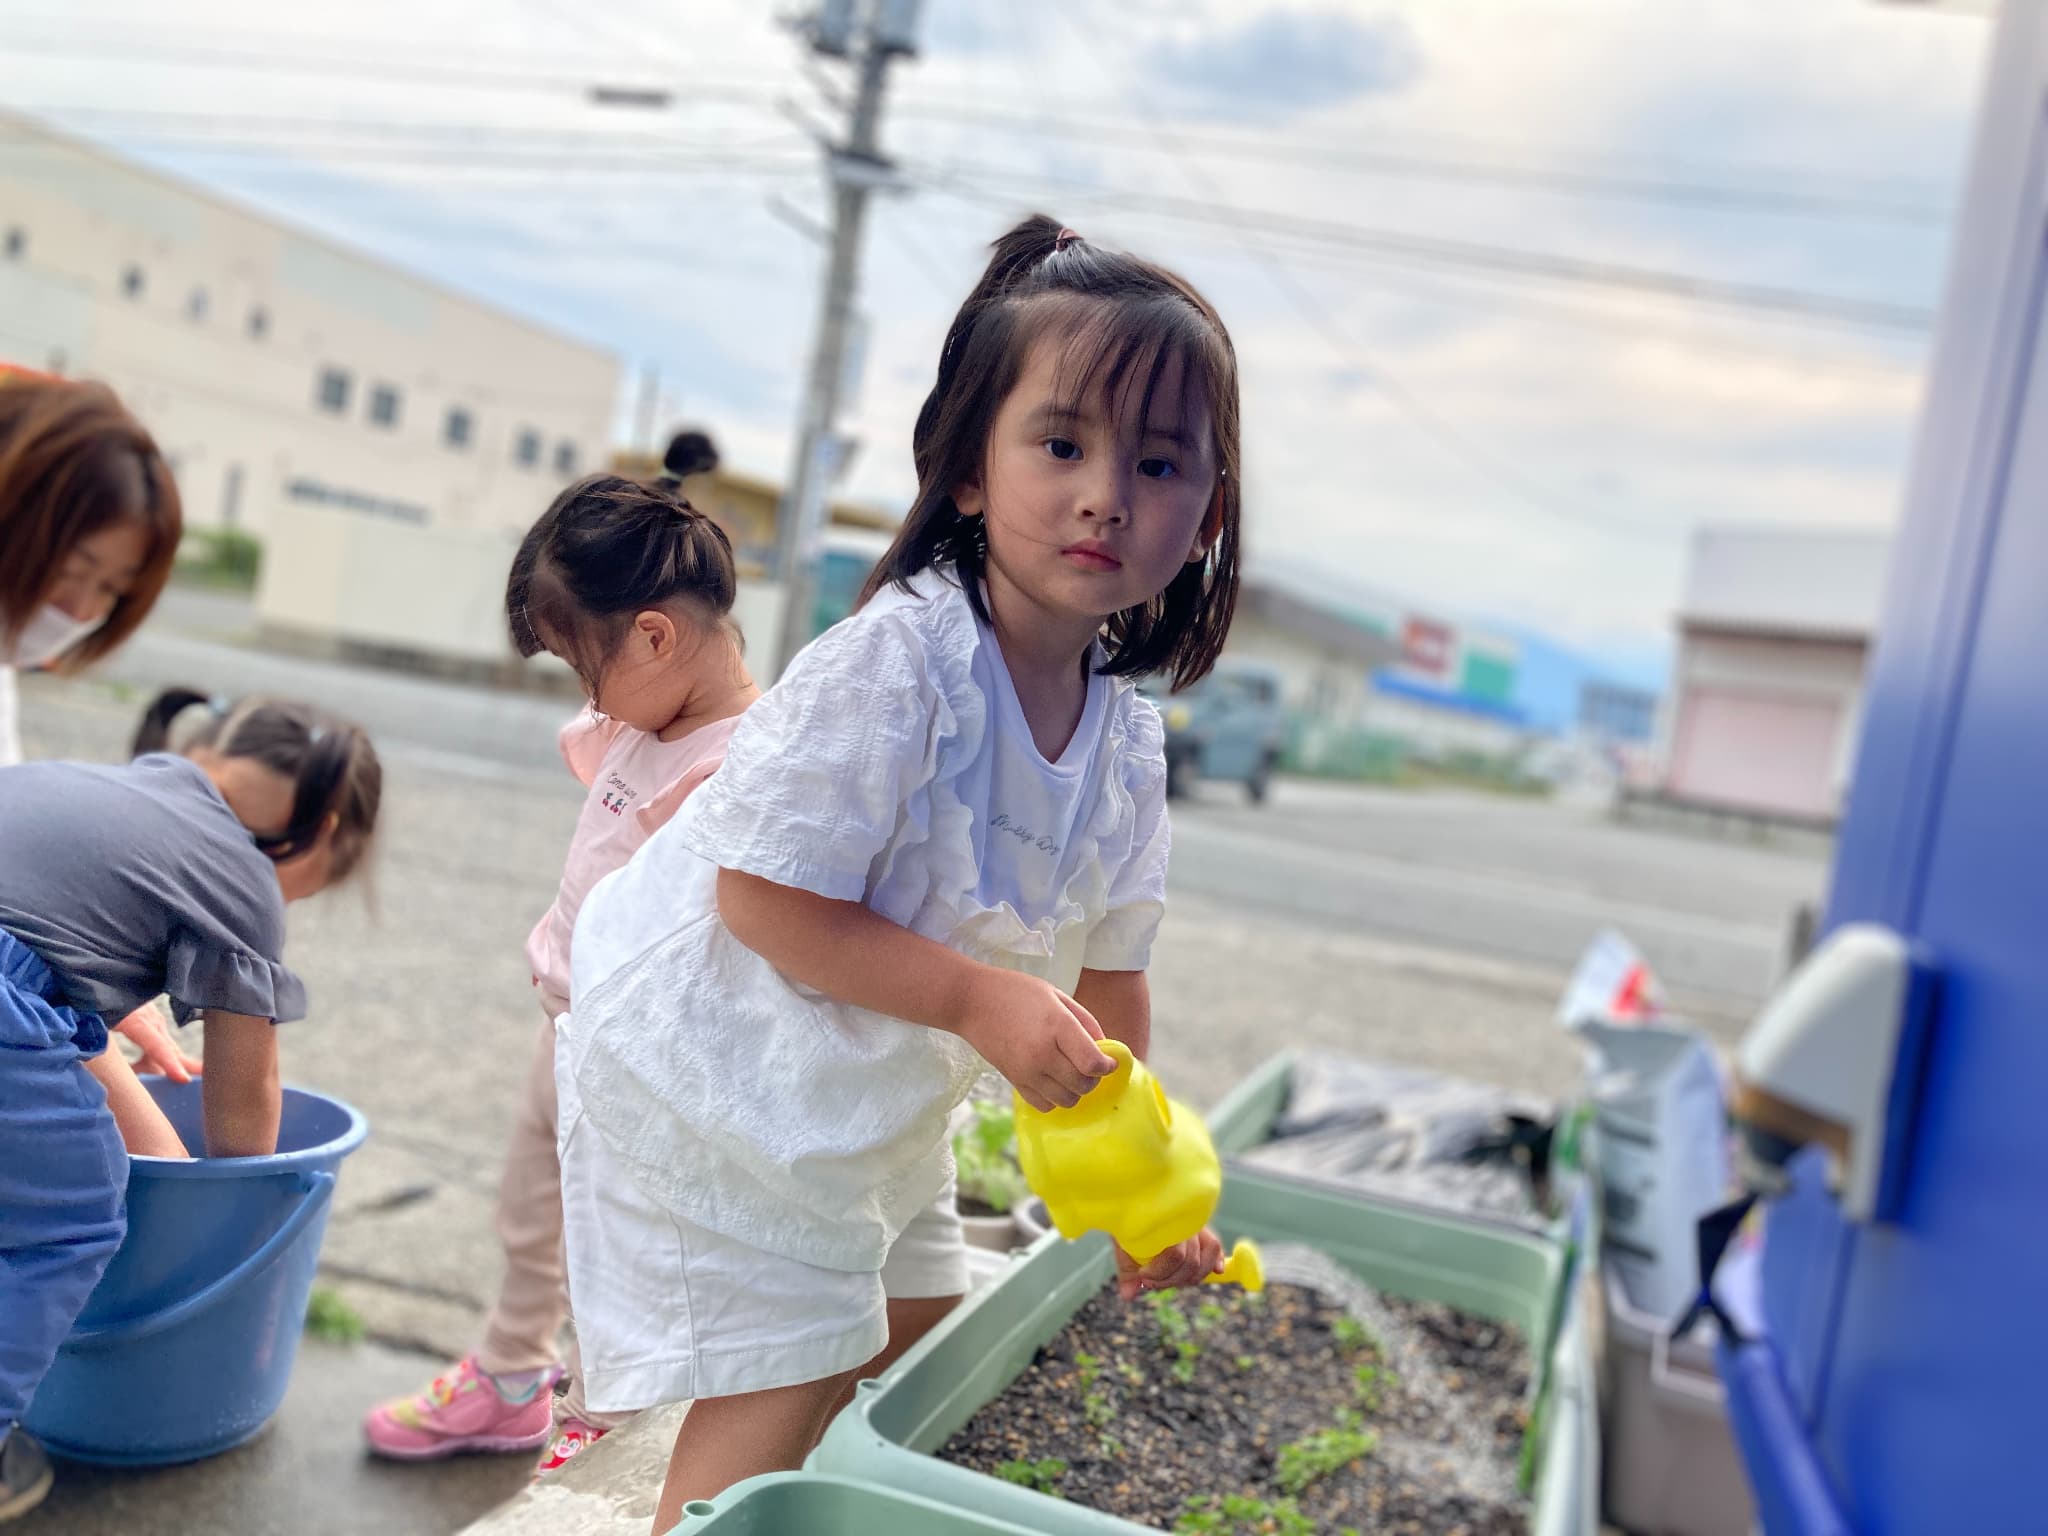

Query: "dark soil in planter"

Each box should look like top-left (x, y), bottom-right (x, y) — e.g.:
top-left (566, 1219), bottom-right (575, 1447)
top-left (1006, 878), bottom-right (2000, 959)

top-left (958, 1194), bottom-right (1011, 1219)
top-left (939, 1270), bottom-right (1531, 1534)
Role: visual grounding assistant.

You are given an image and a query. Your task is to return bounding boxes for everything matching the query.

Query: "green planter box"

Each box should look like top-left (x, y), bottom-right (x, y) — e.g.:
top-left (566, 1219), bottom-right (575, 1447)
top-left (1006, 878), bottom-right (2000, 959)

top-left (1205, 1050), bottom-right (1296, 1156)
top-left (810, 1173), bottom-right (1597, 1535)
top-left (675, 1472), bottom-right (1039, 1532)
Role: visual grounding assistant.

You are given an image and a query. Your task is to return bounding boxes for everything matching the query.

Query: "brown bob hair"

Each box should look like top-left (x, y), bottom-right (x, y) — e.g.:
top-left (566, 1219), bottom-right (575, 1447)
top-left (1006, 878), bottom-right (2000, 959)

top-left (0, 375), bottom-right (182, 669)
top-left (505, 456), bottom-right (739, 696)
top-left (859, 214), bottom-right (1241, 691)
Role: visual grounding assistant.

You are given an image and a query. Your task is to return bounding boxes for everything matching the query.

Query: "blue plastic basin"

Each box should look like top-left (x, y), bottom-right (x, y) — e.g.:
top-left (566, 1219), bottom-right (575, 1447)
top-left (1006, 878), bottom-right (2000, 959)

top-left (25, 1078), bottom-right (367, 1466)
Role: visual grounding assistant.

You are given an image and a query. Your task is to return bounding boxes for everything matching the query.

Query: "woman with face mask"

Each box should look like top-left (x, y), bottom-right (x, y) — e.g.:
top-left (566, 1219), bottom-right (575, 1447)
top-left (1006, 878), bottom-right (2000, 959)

top-left (0, 374), bottom-right (183, 768)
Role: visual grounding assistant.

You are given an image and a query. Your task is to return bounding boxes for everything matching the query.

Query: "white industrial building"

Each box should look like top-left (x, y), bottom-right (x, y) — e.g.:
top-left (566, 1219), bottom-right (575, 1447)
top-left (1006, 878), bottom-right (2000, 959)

top-left (1658, 525), bottom-right (1891, 822)
top-left (0, 112), bottom-right (621, 665)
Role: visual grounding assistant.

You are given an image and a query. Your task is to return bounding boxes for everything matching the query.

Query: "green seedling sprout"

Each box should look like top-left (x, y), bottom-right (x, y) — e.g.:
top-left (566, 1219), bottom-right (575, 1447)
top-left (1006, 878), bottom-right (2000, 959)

top-left (993, 1457), bottom-right (1068, 1498)
top-left (1331, 1316), bottom-right (1374, 1354)
top-left (1275, 1411), bottom-right (1377, 1496)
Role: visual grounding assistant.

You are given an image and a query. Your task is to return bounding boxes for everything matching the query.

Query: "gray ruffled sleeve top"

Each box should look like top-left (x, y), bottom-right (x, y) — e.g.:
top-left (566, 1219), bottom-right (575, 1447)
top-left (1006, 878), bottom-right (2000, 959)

top-left (0, 752), bottom-right (306, 1025)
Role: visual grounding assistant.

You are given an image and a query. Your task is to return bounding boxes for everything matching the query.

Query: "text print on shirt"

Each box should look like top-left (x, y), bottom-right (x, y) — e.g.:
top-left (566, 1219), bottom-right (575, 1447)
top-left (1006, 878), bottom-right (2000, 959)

top-left (988, 811), bottom-right (1062, 859)
top-left (601, 771), bottom-right (639, 818)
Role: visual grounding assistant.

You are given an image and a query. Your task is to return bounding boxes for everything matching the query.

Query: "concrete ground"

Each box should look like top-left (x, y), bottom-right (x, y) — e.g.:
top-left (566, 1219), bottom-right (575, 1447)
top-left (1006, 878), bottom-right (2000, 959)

top-left (17, 1342), bottom-right (530, 1536)
top-left (10, 600), bottom-right (1829, 1534)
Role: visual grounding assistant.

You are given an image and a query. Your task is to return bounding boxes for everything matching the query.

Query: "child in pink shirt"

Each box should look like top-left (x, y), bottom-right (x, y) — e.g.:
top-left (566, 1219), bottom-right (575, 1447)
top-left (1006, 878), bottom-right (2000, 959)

top-left (364, 452), bottom-right (757, 1471)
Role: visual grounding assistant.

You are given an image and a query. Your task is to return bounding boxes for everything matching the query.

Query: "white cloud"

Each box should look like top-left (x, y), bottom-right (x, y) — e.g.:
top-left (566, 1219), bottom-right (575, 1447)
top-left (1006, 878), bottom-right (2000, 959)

top-left (0, 0), bottom-right (1991, 660)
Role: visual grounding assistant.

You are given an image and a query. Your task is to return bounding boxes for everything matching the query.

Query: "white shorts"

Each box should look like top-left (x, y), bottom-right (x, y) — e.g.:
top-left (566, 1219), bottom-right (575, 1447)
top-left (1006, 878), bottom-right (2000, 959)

top-left (558, 1074), bottom-right (969, 1413)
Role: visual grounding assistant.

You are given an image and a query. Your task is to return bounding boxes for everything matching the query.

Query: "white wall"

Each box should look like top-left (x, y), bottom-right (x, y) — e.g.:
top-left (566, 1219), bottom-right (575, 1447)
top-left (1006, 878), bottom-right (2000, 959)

top-left (1681, 525), bottom-right (1891, 638)
top-left (260, 507), bottom-right (794, 672)
top-left (0, 115), bottom-right (619, 547)
top-left (257, 505), bottom-right (524, 663)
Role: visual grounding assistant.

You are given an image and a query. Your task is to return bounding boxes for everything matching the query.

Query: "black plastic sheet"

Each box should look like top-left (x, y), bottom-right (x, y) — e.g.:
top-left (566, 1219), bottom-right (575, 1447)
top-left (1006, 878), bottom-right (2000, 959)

top-left (1237, 1053), bottom-right (1558, 1231)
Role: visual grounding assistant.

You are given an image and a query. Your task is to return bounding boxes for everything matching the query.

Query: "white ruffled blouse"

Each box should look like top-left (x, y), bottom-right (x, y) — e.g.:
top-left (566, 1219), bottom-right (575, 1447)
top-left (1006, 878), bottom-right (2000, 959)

top-left (563, 567), bottom-right (1171, 1272)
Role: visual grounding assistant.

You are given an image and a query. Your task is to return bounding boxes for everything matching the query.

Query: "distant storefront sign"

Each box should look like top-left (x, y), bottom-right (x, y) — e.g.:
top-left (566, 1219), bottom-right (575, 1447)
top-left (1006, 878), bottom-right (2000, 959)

top-left (1402, 616), bottom-right (1455, 678)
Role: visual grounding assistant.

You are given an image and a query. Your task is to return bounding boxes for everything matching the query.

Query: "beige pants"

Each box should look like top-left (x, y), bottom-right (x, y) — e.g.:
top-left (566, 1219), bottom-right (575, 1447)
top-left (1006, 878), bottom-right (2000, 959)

top-left (475, 1010), bottom-right (622, 1429)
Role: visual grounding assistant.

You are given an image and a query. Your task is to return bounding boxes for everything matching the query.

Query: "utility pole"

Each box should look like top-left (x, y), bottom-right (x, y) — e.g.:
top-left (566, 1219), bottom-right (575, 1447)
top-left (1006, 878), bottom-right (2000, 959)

top-left (769, 0), bottom-right (921, 676)
top-left (634, 363), bottom-right (660, 457)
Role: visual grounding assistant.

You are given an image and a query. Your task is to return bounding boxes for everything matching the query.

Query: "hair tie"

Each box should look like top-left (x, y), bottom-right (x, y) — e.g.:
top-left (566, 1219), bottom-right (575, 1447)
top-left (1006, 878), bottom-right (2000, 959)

top-left (1054, 227), bottom-right (1080, 251)
top-left (208, 695), bottom-right (231, 717)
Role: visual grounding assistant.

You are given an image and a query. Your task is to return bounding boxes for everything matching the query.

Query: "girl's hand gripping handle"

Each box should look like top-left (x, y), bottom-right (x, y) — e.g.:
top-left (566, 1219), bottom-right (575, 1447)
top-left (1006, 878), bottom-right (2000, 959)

top-left (955, 970), bottom-right (1116, 1113)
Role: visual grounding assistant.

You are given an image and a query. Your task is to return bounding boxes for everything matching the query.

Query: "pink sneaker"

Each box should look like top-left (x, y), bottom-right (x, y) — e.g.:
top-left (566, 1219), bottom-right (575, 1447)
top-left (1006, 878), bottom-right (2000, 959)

top-left (363, 1357), bottom-right (559, 1460)
top-left (535, 1414), bottom-right (609, 1477)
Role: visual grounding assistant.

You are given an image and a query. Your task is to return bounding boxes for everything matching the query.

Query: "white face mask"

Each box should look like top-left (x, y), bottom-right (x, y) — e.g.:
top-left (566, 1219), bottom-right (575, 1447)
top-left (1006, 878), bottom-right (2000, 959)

top-left (2, 602), bottom-right (104, 669)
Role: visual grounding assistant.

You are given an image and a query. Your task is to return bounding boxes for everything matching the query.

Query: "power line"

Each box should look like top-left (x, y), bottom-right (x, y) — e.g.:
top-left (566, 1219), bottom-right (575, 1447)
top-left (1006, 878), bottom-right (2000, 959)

top-left (917, 162), bottom-right (1933, 336)
top-left (0, 110), bottom-right (797, 149)
top-left (0, 23), bottom-right (676, 76)
top-left (887, 99), bottom-right (1950, 228)
top-left (1211, 240), bottom-right (1919, 377)
top-left (0, 97), bottom-right (1933, 336)
top-left (0, 28), bottom-right (1953, 227)
top-left (1040, 0), bottom-right (1668, 546)
top-left (0, 31), bottom-right (780, 102)
top-left (0, 122), bottom-right (815, 178)
top-left (0, 97), bottom-right (1933, 340)
top-left (516, 0), bottom-right (691, 73)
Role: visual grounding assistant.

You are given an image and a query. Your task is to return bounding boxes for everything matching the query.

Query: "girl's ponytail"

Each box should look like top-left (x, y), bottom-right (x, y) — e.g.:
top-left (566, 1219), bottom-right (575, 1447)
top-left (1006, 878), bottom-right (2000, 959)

top-left (130, 686), bottom-right (216, 757)
top-left (153, 694), bottom-right (382, 883)
top-left (661, 429), bottom-right (719, 482)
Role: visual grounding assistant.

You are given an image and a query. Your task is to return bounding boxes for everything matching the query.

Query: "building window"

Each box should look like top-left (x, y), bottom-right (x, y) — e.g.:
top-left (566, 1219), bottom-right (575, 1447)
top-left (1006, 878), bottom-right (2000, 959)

top-left (315, 367), bottom-right (352, 415)
top-left (186, 287), bottom-right (209, 323)
top-left (3, 227), bottom-right (23, 261)
top-left (444, 407), bottom-right (473, 449)
top-left (120, 264), bottom-right (145, 299)
top-left (553, 441), bottom-right (578, 477)
top-left (514, 428), bottom-right (541, 468)
top-left (368, 383), bottom-right (402, 429)
top-left (247, 305), bottom-right (270, 340)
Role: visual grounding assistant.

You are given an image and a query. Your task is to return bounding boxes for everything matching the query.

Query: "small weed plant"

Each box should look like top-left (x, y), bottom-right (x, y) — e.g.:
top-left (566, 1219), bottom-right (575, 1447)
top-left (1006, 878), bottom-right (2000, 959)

top-left (1145, 1290), bottom-right (1203, 1384)
top-left (1173, 1492), bottom-right (1356, 1536)
top-left (1074, 1351), bottom-right (1101, 1393)
top-left (1331, 1316), bottom-right (1375, 1354)
top-left (1274, 1410), bottom-right (1377, 1496)
top-left (304, 1286), bottom-right (364, 1344)
top-left (953, 1102), bottom-right (1029, 1213)
top-left (993, 1457), bottom-right (1068, 1497)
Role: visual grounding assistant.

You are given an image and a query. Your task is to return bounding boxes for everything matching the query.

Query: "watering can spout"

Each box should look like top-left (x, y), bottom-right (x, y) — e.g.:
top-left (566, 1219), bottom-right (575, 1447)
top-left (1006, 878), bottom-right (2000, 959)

top-left (1205, 1239), bottom-right (1265, 1293)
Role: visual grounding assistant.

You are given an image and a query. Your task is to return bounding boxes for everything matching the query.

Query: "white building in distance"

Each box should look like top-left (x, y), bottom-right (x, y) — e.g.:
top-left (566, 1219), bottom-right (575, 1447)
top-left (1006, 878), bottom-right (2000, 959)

top-left (1658, 524), bottom-right (1891, 823)
top-left (0, 112), bottom-right (619, 547)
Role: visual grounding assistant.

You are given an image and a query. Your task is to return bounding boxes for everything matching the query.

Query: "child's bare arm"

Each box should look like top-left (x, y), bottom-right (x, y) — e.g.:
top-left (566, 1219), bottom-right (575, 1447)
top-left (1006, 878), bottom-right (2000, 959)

top-left (200, 1010), bottom-right (281, 1157)
top-left (1073, 968), bottom-right (1149, 1061)
top-left (83, 1045), bottom-right (191, 1158)
top-left (716, 868), bottom-right (1115, 1110)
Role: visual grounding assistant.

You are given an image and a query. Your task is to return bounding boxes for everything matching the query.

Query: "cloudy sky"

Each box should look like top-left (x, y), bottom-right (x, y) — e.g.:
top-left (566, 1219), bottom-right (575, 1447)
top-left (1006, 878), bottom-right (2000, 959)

top-left (0, 1), bottom-right (1992, 680)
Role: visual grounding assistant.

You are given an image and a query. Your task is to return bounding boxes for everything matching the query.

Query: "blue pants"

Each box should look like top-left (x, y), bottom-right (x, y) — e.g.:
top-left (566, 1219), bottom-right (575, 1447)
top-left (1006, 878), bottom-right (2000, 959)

top-left (0, 929), bottom-right (126, 1429)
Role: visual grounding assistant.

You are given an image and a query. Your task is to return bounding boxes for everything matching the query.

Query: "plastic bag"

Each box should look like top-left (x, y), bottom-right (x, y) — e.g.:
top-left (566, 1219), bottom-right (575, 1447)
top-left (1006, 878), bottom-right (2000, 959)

top-left (1239, 1053), bottom-right (1558, 1231)
top-left (1557, 930), bottom-right (1733, 1320)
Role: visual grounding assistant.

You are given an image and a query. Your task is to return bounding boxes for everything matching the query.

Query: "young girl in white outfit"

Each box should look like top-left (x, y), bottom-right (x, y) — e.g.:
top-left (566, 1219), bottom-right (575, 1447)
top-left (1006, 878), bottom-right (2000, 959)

top-left (363, 459), bottom-right (767, 1473)
top-left (558, 214), bottom-right (1245, 1527)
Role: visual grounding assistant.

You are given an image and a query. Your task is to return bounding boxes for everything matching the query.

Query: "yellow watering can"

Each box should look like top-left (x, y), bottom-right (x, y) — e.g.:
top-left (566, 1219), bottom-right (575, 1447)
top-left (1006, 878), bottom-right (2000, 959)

top-left (1014, 1040), bottom-right (1263, 1290)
